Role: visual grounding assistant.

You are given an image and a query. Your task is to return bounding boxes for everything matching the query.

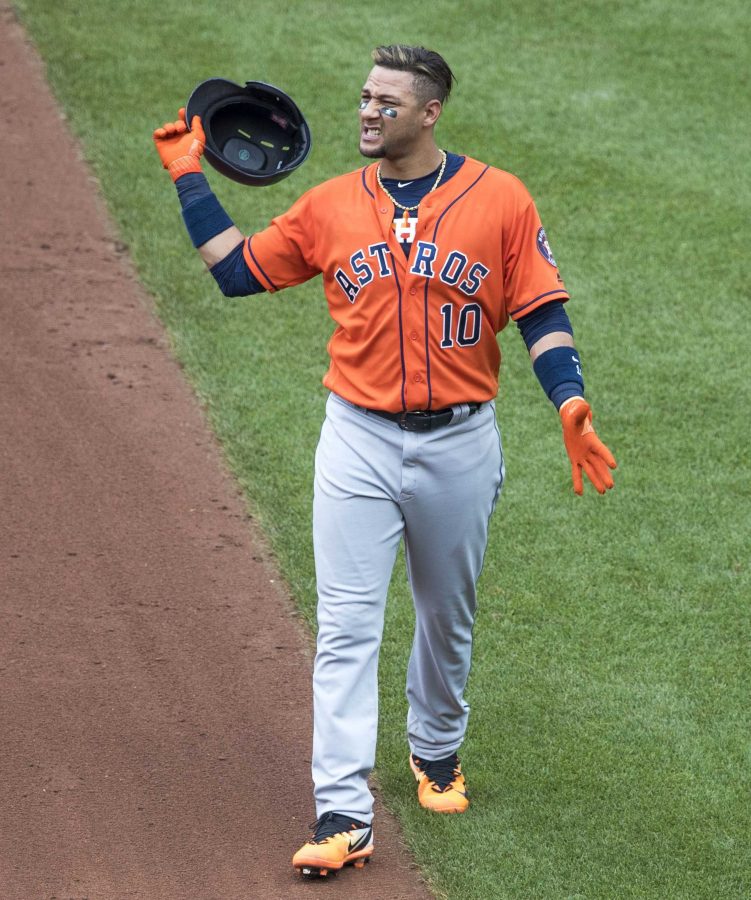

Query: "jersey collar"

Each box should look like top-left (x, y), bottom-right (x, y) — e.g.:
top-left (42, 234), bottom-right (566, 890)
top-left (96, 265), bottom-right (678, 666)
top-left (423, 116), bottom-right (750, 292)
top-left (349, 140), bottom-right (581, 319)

top-left (363, 156), bottom-right (488, 265)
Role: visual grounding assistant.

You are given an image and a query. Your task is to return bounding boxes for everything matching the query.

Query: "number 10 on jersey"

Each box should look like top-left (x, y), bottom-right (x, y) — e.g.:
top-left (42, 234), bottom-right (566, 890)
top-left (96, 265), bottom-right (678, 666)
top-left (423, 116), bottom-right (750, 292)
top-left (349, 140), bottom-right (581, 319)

top-left (440, 302), bottom-right (482, 348)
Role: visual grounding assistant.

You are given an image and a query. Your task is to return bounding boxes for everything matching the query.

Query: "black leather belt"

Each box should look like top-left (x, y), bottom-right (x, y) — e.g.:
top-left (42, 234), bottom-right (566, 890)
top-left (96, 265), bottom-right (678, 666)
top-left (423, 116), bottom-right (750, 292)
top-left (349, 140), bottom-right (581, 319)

top-left (368, 403), bottom-right (482, 432)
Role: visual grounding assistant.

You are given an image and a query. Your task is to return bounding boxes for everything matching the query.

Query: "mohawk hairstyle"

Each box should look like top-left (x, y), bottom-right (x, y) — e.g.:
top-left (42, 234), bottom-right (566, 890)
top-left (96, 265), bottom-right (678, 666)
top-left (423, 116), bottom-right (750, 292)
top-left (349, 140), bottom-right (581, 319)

top-left (371, 44), bottom-right (456, 105)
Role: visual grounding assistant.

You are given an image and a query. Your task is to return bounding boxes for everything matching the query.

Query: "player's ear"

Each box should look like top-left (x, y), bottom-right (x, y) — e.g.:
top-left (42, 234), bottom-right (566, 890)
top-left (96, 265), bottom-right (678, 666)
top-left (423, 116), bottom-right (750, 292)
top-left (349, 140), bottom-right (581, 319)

top-left (423, 98), bottom-right (442, 128)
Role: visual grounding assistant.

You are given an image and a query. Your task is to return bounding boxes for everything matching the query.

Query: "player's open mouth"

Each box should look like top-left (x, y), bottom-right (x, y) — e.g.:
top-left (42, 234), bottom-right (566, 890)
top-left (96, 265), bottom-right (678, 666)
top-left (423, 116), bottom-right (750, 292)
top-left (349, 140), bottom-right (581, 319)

top-left (362, 127), bottom-right (381, 139)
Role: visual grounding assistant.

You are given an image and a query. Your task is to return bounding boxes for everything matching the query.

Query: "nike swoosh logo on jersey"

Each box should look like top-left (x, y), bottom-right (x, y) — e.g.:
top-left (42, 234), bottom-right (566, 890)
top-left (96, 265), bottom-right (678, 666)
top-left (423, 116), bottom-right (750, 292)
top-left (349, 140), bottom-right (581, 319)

top-left (397, 181), bottom-right (414, 188)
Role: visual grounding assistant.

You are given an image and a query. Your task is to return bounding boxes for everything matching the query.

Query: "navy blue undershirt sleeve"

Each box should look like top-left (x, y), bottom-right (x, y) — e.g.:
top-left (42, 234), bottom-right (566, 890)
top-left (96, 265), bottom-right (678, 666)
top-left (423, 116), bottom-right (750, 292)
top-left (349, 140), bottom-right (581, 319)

top-left (209, 241), bottom-right (266, 297)
top-left (516, 300), bottom-right (573, 350)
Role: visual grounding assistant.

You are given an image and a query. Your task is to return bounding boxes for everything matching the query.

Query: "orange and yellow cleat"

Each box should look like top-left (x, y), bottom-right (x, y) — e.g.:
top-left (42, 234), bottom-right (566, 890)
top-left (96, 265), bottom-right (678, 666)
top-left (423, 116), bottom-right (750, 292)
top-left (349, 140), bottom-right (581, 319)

top-left (410, 752), bottom-right (470, 813)
top-left (292, 811), bottom-right (373, 877)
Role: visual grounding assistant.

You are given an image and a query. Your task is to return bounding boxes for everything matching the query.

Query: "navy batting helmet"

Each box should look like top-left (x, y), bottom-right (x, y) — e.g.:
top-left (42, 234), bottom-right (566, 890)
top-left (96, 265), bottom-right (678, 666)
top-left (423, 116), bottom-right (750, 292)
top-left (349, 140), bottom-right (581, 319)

top-left (186, 78), bottom-right (312, 187)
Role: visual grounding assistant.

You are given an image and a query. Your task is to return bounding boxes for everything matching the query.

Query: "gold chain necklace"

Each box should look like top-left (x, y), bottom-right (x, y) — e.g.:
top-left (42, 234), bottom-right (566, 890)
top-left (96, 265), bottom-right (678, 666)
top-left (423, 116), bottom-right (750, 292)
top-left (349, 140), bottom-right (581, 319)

top-left (376, 150), bottom-right (447, 211)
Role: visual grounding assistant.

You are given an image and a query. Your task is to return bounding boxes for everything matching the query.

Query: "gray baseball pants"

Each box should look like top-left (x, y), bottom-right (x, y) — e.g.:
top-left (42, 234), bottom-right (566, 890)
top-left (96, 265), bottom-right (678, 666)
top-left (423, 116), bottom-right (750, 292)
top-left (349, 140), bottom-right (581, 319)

top-left (311, 392), bottom-right (504, 822)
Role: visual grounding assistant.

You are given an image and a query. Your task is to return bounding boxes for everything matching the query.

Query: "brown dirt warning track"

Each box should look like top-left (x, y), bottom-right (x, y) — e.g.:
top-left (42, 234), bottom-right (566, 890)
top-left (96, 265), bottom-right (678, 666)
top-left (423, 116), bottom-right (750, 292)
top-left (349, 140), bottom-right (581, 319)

top-left (0, 7), bottom-right (433, 898)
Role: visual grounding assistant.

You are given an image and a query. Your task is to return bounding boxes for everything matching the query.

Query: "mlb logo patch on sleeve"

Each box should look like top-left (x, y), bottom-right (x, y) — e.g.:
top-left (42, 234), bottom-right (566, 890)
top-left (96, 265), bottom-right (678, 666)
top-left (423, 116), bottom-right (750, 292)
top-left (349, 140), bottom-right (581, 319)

top-left (536, 227), bottom-right (557, 266)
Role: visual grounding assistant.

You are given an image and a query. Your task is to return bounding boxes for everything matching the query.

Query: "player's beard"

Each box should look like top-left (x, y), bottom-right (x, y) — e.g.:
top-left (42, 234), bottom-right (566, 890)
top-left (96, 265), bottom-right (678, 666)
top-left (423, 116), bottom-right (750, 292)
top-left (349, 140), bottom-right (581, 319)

top-left (359, 122), bottom-right (390, 159)
top-left (359, 135), bottom-right (386, 159)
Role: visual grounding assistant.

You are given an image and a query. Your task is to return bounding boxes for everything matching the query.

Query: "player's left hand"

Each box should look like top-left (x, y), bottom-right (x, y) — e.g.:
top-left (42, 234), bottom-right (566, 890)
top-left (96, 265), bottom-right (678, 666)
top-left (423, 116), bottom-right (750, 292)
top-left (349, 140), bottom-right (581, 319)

top-left (153, 108), bottom-right (205, 182)
top-left (559, 397), bottom-right (617, 495)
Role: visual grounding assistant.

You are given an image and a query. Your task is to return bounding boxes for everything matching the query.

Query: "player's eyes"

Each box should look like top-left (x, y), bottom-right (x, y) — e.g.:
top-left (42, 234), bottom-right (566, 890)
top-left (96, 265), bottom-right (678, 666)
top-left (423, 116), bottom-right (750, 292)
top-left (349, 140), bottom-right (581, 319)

top-left (359, 98), bottom-right (398, 118)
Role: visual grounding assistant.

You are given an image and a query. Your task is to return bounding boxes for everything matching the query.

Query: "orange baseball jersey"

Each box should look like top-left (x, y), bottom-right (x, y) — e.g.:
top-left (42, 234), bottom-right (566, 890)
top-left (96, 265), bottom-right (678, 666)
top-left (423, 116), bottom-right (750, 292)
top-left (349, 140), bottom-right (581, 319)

top-left (242, 157), bottom-right (569, 412)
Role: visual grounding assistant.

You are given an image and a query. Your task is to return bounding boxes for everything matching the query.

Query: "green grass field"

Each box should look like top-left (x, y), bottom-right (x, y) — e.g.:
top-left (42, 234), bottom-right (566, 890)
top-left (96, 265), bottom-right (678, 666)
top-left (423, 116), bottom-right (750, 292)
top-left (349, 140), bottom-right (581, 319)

top-left (14, 0), bottom-right (750, 896)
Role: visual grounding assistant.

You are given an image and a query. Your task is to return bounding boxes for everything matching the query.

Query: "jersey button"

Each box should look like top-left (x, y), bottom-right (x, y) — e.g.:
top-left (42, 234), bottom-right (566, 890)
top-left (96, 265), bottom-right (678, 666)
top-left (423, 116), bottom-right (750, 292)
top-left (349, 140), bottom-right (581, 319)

top-left (380, 207), bottom-right (388, 214)
top-left (413, 373), bottom-right (423, 383)
top-left (409, 288), bottom-right (417, 295)
top-left (410, 331), bottom-right (418, 340)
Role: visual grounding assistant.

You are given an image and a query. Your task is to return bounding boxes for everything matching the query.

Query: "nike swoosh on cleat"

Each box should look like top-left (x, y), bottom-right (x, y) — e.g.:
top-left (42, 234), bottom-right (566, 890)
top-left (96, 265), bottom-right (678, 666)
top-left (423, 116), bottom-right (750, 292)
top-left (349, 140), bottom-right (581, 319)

top-left (348, 828), bottom-right (372, 852)
top-left (397, 181), bottom-right (414, 188)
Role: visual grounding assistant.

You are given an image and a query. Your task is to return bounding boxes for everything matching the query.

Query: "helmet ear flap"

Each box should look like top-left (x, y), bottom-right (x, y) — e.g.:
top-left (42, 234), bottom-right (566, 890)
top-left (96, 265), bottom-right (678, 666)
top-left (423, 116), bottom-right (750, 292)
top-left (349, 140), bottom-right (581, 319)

top-left (186, 79), bottom-right (312, 187)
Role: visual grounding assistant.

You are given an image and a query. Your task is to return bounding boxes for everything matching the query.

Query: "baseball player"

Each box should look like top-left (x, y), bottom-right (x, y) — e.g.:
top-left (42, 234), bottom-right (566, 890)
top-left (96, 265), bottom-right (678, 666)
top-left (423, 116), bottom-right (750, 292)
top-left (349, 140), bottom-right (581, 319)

top-left (153, 44), bottom-right (616, 877)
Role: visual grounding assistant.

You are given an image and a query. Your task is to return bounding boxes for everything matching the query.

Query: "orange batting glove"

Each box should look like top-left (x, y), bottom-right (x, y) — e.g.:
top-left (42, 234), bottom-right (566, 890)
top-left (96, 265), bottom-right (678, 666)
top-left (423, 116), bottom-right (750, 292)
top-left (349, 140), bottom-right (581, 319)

top-left (559, 397), bottom-right (617, 495)
top-left (152, 108), bottom-right (205, 182)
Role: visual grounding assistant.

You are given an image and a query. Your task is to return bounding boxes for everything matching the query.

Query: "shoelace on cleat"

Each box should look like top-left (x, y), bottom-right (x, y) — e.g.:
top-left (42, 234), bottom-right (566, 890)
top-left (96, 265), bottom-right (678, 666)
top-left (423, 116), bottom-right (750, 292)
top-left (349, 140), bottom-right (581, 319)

top-left (307, 811), bottom-right (368, 844)
top-left (414, 753), bottom-right (461, 791)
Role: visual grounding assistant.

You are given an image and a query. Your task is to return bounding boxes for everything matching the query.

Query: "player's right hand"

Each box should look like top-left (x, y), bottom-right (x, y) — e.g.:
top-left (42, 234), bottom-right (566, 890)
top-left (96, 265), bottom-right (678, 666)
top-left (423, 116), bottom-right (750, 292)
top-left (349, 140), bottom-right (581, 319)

top-left (153, 108), bottom-right (205, 182)
top-left (559, 397), bottom-right (617, 495)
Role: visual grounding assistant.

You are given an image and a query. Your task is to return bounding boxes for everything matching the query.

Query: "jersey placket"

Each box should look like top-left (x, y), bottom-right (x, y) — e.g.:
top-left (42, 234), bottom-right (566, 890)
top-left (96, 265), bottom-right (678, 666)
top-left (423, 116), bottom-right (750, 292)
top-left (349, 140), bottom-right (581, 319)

top-left (375, 198), bottom-right (438, 411)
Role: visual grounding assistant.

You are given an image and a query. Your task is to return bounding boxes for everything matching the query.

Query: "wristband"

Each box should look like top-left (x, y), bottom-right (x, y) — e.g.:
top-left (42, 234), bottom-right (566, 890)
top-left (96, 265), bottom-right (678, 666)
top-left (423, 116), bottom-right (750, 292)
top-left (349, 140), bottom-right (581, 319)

top-left (175, 171), bottom-right (212, 207)
top-left (181, 193), bottom-right (234, 248)
top-left (533, 345), bottom-right (585, 409)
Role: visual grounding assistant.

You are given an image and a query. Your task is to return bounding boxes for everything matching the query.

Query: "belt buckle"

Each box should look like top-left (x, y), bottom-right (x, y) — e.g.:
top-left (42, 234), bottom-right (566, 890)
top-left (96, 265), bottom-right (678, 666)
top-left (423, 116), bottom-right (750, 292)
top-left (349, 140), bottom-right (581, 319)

top-left (399, 410), bottom-right (431, 432)
top-left (398, 411), bottom-right (417, 431)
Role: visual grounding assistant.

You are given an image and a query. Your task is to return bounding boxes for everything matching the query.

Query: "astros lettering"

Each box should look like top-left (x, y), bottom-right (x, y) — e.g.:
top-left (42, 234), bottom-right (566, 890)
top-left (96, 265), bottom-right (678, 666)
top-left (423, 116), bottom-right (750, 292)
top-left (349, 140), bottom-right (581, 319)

top-left (335, 241), bottom-right (491, 303)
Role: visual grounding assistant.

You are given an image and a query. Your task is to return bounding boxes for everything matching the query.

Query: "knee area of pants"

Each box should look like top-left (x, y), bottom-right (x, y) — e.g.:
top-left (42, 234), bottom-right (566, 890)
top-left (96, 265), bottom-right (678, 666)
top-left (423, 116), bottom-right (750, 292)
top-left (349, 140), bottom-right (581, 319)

top-left (316, 630), bottom-right (382, 657)
top-left (415, 601), bottom-right (476, 626)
